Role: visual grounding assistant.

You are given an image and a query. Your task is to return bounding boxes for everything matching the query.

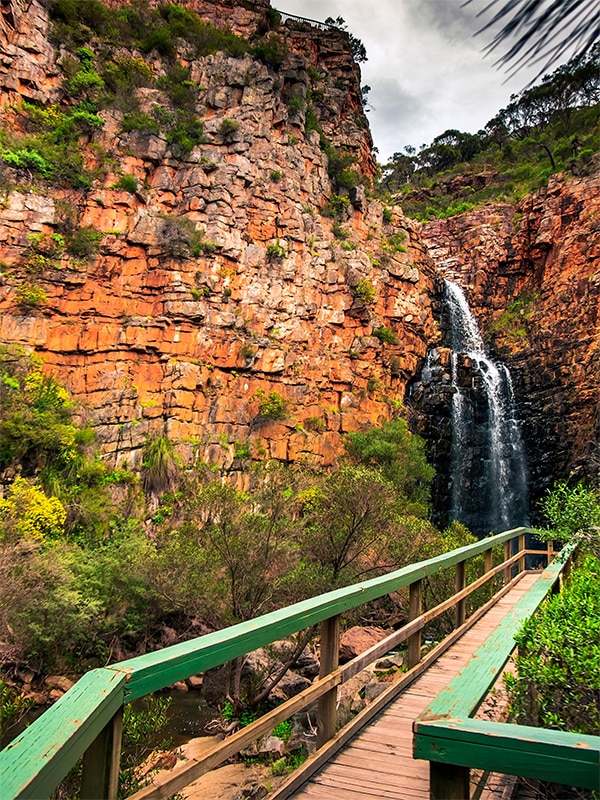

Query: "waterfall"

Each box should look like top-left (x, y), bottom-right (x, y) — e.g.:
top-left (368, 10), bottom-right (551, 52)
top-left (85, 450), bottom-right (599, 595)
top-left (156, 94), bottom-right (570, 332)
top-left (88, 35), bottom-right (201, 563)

top-left (444, 280), bottom-right (529, 536)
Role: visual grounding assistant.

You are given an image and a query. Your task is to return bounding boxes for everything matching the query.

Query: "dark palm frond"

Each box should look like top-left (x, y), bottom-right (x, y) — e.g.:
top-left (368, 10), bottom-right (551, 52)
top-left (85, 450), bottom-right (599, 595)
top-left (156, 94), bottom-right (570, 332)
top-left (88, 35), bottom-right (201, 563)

top-left (464, 0), bottom-right (600, 81)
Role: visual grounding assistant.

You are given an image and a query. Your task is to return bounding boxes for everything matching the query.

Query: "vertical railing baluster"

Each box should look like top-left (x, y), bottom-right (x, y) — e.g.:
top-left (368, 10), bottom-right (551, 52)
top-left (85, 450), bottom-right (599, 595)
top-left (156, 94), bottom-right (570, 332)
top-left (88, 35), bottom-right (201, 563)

top-left (430, 760), bottom-right (470, 799)
top-left (518, 531), bottom-right (526, 574)
top-left (504, 540), bottom-right (511, 584)
top-left (407, 579), bottom-right (422, 669)
top-left (455, 560), bottom-right (466, 627)
top-left (81, 707), bottom-right (123, 800)
top-left (316, 614), bottom-right (340, 747)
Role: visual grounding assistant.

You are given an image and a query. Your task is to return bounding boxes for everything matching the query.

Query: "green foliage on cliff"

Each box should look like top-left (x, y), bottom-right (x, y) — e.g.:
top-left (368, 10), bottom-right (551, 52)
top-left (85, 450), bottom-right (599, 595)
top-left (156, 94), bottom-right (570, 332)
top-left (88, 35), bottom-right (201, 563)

top-left (379, 46), bottom-right (600, 219)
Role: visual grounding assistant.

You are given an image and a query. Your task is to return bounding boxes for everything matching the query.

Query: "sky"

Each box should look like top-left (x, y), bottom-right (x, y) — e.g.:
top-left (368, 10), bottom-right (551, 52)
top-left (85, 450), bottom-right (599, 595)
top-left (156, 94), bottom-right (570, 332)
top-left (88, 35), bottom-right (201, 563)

top-left (278, 0), bottom-right (572, 162)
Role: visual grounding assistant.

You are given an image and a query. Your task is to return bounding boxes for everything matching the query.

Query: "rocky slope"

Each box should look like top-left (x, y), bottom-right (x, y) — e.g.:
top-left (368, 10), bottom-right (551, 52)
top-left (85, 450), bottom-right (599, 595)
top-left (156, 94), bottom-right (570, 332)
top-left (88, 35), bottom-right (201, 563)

top-left (0, 0), bottom-right (438, 475)
top-left (420, 168), bottom-right (600, 502)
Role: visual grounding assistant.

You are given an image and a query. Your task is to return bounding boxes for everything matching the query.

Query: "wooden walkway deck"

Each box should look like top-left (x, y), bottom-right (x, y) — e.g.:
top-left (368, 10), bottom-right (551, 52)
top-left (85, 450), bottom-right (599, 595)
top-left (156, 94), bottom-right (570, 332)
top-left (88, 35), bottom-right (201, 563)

top-left (289, 573), bottom-right (538, 800)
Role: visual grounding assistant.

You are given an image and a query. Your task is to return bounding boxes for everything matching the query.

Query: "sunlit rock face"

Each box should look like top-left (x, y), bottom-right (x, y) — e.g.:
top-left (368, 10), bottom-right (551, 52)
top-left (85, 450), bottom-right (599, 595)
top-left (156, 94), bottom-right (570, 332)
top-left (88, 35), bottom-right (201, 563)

top-left (0, 0), bottom-right (438, 475)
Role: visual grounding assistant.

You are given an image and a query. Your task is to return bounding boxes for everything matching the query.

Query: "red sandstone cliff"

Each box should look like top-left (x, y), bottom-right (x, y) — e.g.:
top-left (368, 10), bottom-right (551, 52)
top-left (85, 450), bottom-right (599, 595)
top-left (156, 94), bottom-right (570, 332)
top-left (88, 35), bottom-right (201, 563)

top-left (0, 0), bottom-right (436, 473)
top-left (421, 168), bottom-right (600, 493)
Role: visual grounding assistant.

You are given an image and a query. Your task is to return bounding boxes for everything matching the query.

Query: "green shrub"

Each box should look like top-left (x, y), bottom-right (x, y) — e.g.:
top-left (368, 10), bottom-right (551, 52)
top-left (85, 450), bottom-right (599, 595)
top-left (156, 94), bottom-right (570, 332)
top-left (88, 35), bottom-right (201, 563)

top-left (352, 279), bottom-right (376, 304)
top-left (252, 36), bottom-right (286, 69)
top-left (321, 194), bottom-right (350, 219)
top-left (266, 241), bottom-right (286, 260)
top-left (121, 112), bottom-right (160, 134)
top-left (15, 283), bottom-right (48, 308)
top-left (114, 173), bottom-right (138, 193)
top-left (254, 389), bottom-right (288, 421)
top-left (218, 118), bottom-right (240, 140)
top-left (382, 207), bottom-right (393, 224)
top-left (270, 169), bottom-right (283, 182)
top-left (66, 225), bottom-right (102, 257)
top-left (373, 326), bottom-right (398, 345)
top-left (331, 221), bottom-right (348, 240)
top-left (506, 556), bottom-right (600, 735)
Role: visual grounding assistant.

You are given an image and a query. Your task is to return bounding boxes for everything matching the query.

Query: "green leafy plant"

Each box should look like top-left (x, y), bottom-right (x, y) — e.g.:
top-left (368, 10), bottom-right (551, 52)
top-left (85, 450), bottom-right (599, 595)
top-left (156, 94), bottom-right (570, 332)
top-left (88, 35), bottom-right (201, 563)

top-left (373, 326), bottom-right (399, 345)
top-left (270, 169), bottom-right (283, 182)
top-left (218, 118), bottom-right (240, 140)
top-left (506, 555), bottom-right (600, 736)
top-left (14, 283), bottom-right (48, 309)
top-left (352, 279), bottom-right (376, 304)
top-left (66, 225), bottom-right (102, 257)
top-left (253, 389), bottom-right (289, 421)
top-left (114, 173), bottom-right (138, 193)
top-left (266, 241), bottom-right (286, 260)
top-left (321, 193), bottom-right (350, 219)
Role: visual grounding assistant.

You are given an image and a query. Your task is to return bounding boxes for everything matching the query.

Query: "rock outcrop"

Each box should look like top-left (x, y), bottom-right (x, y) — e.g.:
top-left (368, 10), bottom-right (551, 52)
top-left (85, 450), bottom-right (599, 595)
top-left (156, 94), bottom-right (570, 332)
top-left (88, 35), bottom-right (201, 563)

top-left (0, 0), bottom-right (437, 474)
top-left (420, 168), bottom-right (600, 501)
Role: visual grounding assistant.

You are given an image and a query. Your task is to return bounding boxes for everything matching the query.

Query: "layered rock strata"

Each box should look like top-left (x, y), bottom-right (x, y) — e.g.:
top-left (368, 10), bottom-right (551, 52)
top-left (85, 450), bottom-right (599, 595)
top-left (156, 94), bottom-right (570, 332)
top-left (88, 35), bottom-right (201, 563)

top-left (0, 0), bottom-right (437, 472)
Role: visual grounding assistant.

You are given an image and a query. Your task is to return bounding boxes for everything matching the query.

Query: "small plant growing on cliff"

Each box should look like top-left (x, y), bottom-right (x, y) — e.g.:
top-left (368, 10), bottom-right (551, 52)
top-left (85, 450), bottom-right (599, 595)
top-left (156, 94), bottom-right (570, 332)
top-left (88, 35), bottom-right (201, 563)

top-left (218, 118), bottom-right (240, 141)
top-left (66, 225), bottom-right (102, 257)
top-left (114, 174), bottom-right (138, 193)
top-left (24, 232), bottom-right (65, 273)
top-left (321, 194), bottom-right (350, 219)
top-left (352, 279), bottom-right (376, 304)
top-left (15, 283), bottom-right (48, 309)
top-left (267, 241), bottom-right (286, 260)
top-left (382, 206), bottom-right (393, 224)
top-left (270, 169), bottom-right (283, 182)
top-left (253, 389), bottom-right (289, 421)
top-left (141, 434), bottom-right (180, 497)
top-left (382, 231), bottom-right (407, 254)
top-left (332, 222), bottom-right (348, 240)
top-left (373, 326), bottom-right (399, 345)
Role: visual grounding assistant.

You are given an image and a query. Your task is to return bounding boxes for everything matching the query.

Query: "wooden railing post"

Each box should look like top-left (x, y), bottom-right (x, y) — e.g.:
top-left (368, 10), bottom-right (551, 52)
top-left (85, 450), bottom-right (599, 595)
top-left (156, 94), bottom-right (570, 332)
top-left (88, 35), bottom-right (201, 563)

top-left (407, 578), bottom-right (423, 669)
top-left (430, 761), bottom-right (470, 799)
top-left (518, 531), bottom-right (526, 574)
top-left (455, 560), bottom-right (466, 628)
top-left (316, 614), bottom-right (340, 748)
top-left (81, 707), bottom-right (123, 800)
top-left (504, 540), bottom-right (511, 584)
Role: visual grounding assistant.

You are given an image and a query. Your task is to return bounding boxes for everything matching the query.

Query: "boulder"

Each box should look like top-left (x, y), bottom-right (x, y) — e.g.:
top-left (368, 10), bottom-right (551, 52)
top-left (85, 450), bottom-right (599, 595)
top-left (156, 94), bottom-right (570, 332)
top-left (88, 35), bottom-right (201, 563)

top-left (338, 626), bottom-right (390, 663)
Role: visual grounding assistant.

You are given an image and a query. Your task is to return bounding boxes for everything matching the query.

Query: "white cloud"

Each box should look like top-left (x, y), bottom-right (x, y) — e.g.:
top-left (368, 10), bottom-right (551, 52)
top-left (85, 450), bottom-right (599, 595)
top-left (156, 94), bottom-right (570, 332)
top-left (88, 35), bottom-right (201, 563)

top-left (277, 0), bottom-right (568, 161)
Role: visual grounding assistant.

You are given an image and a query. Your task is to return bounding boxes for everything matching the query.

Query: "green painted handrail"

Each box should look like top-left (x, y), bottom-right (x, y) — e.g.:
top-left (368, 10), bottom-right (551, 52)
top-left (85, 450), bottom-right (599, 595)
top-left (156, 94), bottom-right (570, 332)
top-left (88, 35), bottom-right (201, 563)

top-left (414, 541), bottom-right (600, 793)
top-left (0, 669), bottom-right (127, 800)
top-left (115, 526), bottom-right (530, 701)
top-left (0, 526), bottom-right (530, 799)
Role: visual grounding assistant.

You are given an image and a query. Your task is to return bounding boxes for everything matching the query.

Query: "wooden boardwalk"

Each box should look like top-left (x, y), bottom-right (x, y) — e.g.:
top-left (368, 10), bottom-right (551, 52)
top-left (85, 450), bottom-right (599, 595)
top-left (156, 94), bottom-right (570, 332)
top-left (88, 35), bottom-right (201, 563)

top-left (289, 573), bottom-right (539, 800)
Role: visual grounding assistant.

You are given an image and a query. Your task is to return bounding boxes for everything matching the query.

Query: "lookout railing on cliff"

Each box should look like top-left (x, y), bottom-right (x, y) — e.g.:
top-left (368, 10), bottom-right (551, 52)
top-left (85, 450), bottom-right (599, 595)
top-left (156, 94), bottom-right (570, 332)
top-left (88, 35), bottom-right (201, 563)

top-left (275, 8), bottom-right (337, 31)
top-left (1, 529), bottom-right (596, 800)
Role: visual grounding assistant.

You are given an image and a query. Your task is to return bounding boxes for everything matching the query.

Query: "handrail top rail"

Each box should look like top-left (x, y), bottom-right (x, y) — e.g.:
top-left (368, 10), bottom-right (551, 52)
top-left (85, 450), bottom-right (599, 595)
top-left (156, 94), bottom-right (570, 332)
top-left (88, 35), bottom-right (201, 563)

top-left (114, 526), bottom-right (533, 699)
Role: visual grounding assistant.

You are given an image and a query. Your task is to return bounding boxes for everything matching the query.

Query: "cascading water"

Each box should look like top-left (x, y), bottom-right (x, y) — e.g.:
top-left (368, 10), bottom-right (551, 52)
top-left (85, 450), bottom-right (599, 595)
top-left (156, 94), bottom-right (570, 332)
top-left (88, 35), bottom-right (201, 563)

top-left (443, 280), bottom-right (529, 535)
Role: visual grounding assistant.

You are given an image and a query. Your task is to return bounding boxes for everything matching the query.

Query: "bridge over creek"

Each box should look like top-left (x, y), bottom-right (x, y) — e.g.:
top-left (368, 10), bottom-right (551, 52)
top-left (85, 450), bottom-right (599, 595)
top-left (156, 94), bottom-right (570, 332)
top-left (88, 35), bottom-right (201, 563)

top-left (1, 528), bottom-right (598, 800)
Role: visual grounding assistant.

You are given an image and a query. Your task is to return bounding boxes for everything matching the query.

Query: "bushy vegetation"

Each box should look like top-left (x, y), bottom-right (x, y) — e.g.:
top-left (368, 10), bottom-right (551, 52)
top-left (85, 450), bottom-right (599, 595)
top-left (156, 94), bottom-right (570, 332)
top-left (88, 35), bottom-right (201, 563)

top-left (379, 46), bottom-right (600, 219)
top-left (506, 555), bottom-right (600, 735)
top-left (0, 353), bottom-right (457, 696)
top-left (505, 481), bottom-right (600, 783)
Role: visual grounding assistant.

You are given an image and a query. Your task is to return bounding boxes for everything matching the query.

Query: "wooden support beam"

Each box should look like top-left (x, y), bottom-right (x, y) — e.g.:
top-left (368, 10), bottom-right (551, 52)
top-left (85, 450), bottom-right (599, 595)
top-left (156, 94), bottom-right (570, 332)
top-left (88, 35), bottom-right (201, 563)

top-left (455, 561), bottom-right (466, 628)
top-left (503, 541), bottom-right (511, 584)
top-left (317, 615), bottom-right (340, 748)
top-left (518, 532), bottom-right (526, 574)
top-left (408, 579), bottom-right (422, 669)
top-left (430, 761), bottom-right (470, 800)
top-left (81, 707), bottom-right (123, 800)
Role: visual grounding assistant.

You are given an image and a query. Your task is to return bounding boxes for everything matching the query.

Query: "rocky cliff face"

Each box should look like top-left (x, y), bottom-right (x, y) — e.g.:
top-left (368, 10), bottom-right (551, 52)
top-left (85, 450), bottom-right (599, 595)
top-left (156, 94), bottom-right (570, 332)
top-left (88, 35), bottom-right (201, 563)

top-left (0, 0), bottom-right (437, 474)
top-left (419, 168), bottom-right (600, 503)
